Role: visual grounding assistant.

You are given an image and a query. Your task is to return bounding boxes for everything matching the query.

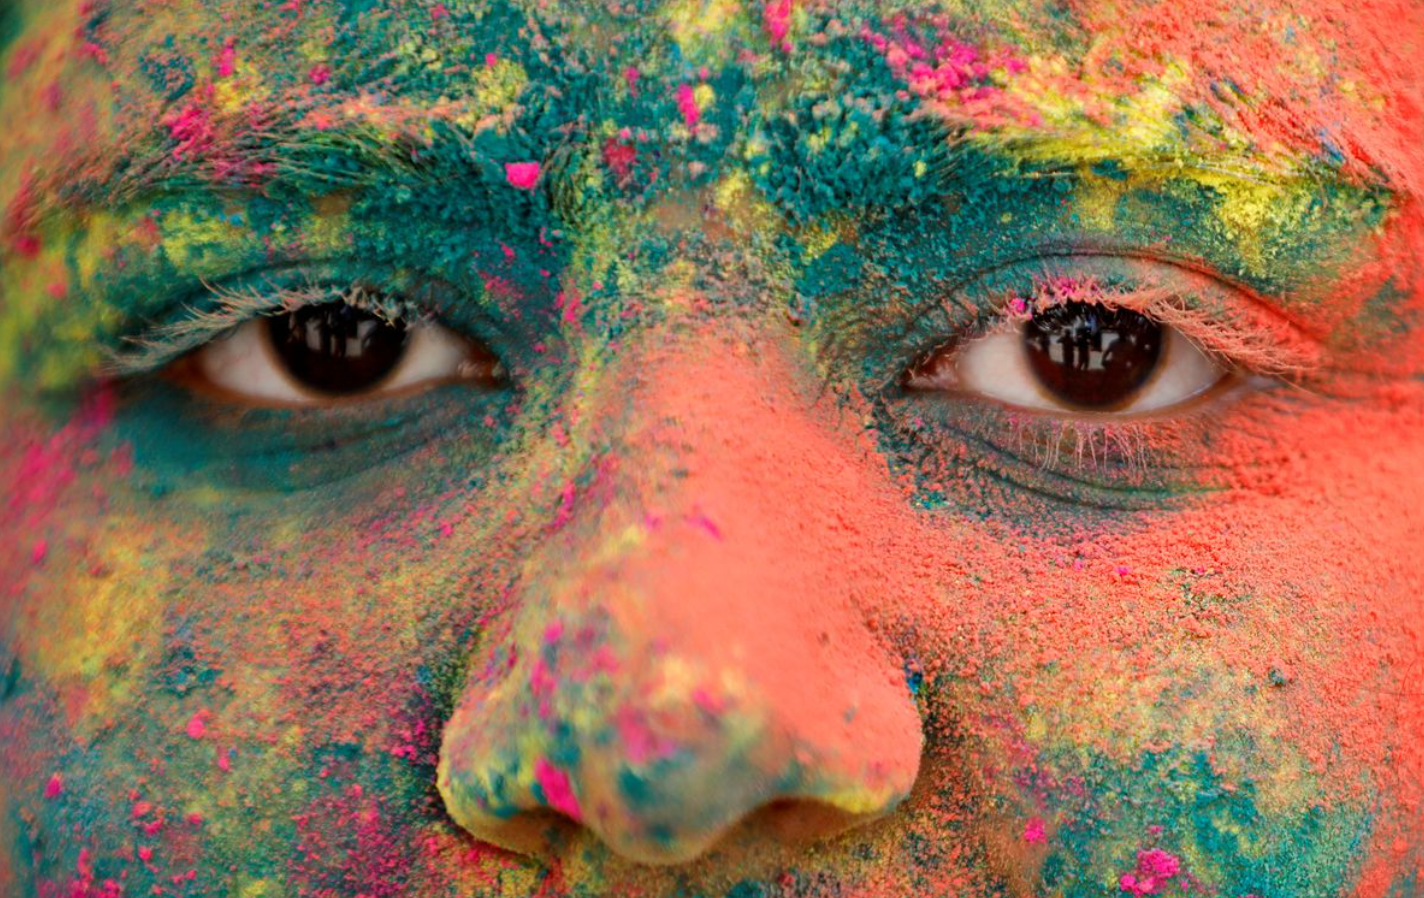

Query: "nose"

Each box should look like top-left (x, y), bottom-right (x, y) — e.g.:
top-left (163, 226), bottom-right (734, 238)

top-left (437, 325), bottom-right (924, 865)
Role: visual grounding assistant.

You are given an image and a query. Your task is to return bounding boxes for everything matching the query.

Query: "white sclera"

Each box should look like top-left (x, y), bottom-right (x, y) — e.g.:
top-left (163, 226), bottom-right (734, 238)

top-left (947, 324), bottom-right (1226, 414)
top-left (194, 318), bottom-right (481, 405)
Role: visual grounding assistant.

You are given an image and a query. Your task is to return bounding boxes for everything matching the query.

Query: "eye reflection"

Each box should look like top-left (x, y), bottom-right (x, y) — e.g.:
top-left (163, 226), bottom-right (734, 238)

top-left (1022, 303), bottom-right (1164, 410)
top-left (904, 302), bottom-right (1227, 416)
top-left (177, 300), bottom-right (506, 406)
top-left (269, 303), bottom-right (412, 396)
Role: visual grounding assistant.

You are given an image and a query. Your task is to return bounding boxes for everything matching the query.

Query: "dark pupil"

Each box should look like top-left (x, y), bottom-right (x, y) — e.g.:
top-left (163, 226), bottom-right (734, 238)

top-left (266, 303), bottom-right (409, 396)
top-left (1022, 302), bottom-right (1163, 409)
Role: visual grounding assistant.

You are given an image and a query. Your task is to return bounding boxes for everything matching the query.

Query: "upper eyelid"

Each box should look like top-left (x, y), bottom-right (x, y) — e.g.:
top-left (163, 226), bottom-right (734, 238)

top-left (848, 251), bottom-right (1326, 389)
top-left (101, 275), bottom-right (439, 379)
top-left (983, 277), bottom-right (1314, 377)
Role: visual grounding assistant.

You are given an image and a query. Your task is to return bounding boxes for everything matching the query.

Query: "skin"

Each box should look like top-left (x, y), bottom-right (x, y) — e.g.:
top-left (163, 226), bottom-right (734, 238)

top-left (1, 0), bottom-right (1422, 896)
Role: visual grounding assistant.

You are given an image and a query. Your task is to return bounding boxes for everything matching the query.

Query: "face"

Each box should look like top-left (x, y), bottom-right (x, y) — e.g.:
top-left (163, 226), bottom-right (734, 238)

top-left (2, 0), bottom-right (1422, 896)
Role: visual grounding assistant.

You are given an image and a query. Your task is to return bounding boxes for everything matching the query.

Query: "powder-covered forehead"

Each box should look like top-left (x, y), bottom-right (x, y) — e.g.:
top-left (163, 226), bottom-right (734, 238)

top-left (1, 0), bottom-right (1419, 199)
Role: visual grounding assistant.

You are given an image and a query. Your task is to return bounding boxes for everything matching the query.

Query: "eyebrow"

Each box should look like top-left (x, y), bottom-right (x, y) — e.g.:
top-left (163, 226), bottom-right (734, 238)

top-left (25, 122), bottom-right (520, 219)
top-left (8, 48), bottom-right (1410, 218)
top-left (7, 101), bottom-right (1405, 312)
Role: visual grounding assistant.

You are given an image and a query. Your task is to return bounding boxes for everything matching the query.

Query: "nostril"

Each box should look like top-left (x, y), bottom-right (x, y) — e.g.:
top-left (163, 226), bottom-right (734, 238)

top-left (742, 796), bottom-right (882, 848)
top-left (450, 807), bottom-right (583, 864)
top-left (455, 795), bottom-right (890, 869)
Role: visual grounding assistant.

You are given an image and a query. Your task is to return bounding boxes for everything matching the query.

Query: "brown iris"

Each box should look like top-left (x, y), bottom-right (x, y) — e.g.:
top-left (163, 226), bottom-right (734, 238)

top-left (266, 303), bottom-right (409, 396)
top-left (1021, 302), bottom-right (1163, 409)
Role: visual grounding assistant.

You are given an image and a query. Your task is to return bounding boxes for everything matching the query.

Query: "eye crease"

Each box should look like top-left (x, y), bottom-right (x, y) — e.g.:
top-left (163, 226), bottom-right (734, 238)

top-left (903, 301), bottom-right (1229, 416)
top-left (175, 298), bottom-right (506, 406)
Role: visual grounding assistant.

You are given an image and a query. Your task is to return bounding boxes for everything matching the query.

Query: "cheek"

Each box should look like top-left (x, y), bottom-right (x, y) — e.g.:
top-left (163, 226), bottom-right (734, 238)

top-left (0, 399), bottom-right (526, 878)
top-left (911, 392), bottom-right (1424, 886)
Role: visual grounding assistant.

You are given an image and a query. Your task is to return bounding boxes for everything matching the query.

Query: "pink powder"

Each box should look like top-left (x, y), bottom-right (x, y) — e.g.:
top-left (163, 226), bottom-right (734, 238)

top-left (1022, 816), bottom-right (1047, 843)
top-left (1119, 848), bottom-right (1182, 895)
top-left (686, 509), bottom-right (722, 540)
top-left (613, 707), bottom-right (665, 765)
top-left (77, 41), bottom-right (108, 65)
top-left (308, 64), bottom-right (331, 85)
top-left (543, 620), bottom-right (564, 645)
top-left (533, 759), bottom-right (582, 821)
top-left (504, 162), bottom-right (541, 190)
top-left (763, 0), bottom-right (794, 48)
top-left (215, 40), bottom-right (236, 78)
top-left (31, 539), bottom-right (47, 565)
top-left (164, 102), bottom-right (214, 160)
top-left (559, 289), bottom-right (583, 324)
top-left (185, 711), bottom-right (207, 739)
top-left (44, 773), bottom-right (63, 798)
top-left (1137, 850), bottom-right (1181, 879)
top-left (11, 233), bottom-right (40, 257)
top-left (691, 686), bottom-right (728, 715)
top-left (549, 481), bottom-right (578, 530)
top-left (675, 83), bottom-right (700, 128)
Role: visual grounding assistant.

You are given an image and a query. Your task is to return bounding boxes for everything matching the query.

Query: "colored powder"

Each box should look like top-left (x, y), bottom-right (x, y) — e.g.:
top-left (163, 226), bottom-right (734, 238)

top-left (1022, 817), bottom-right (1046, 843)
top-left (764, 0), bottom-right (794, 48)
top-left (215, 40), bottom-right (236, 79)
top-left (504, 162), bottom-right (542, 190)
top-left (675, 83), bottom-right (700, 128)
top-left (533, 759), bottom-right (582, 821)
top-left (1119, 848), bottom-right (1183, 895)
top-left (163, 101), bottom-right (214, 161)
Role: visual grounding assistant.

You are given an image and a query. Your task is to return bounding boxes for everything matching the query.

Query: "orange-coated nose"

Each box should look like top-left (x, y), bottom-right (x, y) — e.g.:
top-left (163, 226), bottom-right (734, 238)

top-left (437, 325), bottom-right (924, 865)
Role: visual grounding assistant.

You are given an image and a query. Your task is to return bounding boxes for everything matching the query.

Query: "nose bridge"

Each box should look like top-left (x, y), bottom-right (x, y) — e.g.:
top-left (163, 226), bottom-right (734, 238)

top-left (438, 322), bottom-right (924, 865)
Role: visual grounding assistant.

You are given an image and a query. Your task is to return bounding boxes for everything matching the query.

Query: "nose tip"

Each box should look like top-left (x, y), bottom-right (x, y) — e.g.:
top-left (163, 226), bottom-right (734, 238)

top-left (436, 330), bottom-right (924, 865)
top-left (437, 629), bottom-right (921, 865)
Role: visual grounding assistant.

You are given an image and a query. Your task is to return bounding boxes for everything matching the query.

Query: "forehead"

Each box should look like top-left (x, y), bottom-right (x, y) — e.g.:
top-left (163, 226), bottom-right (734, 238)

top-left (1, 0), bottom-right (1418, 184)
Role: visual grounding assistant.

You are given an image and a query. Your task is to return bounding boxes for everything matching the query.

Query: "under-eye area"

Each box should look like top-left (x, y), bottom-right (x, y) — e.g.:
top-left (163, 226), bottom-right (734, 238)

top-left (113, 374), bottom-right (517, 493)
top-left (105, 277), bottom-right (524, 492)
top-left (876, 377), bottom-right (1276, 511)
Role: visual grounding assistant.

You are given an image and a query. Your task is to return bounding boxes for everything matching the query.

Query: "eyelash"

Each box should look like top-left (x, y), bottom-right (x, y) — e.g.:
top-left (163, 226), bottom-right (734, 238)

top-left (103, 277), bottom-right (435, 378)
top-left (815, 253), bottom-right (1322, 397)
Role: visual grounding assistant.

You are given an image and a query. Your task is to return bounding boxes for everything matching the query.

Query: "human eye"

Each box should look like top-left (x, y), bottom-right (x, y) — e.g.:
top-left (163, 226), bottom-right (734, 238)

top-left (167, 287), bottom-right (505, 407)
top-left (900, 289), bottom-right (1229, 418)
top-left (845, 256), bottom-right (1318, 510)
top-left (105, 277), bottom-right (522, 492)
